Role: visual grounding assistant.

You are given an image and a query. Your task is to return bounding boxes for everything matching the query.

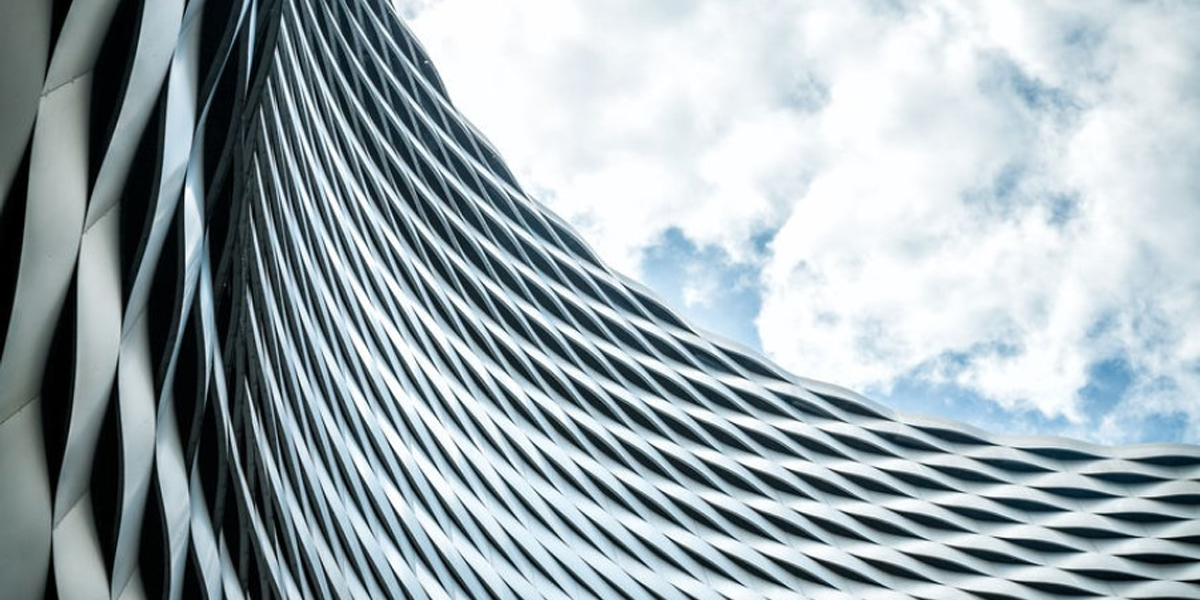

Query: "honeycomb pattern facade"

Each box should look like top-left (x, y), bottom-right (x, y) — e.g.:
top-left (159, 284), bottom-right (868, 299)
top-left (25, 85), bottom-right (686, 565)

top-left (1, 0), bottom-right (1198, 599)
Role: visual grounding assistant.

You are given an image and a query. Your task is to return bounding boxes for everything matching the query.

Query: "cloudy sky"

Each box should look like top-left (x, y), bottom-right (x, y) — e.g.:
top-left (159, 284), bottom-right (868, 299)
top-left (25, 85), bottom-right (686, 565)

top-left (397, 0), bottom-right (1200, 445)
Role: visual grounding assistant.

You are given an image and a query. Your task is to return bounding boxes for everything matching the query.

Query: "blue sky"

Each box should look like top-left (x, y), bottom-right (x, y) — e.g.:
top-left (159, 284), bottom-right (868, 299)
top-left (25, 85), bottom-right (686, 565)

top-left (400, 0), bottom-right (1200, 445)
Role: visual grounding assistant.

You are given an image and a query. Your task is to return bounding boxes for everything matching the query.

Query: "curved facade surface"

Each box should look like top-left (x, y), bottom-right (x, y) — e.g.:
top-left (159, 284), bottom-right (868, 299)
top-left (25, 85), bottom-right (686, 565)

top-left (1, 0), bottom-right (1198, 599)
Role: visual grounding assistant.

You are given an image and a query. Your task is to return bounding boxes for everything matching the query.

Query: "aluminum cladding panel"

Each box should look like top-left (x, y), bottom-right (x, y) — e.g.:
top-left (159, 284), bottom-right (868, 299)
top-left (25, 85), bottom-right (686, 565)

top-left (0, 0), bottom-right (1197, 599)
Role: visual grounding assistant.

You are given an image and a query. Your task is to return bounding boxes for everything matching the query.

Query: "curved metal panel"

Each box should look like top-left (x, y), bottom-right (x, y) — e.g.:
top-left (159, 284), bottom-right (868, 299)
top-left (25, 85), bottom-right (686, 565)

top-left (0, 1), bottom-right (1197, 599)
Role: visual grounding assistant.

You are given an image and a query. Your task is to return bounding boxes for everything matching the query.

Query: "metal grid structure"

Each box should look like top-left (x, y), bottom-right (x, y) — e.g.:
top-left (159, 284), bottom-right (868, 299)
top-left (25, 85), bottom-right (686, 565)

top-left (1, 0), bottom-right (1198, 598)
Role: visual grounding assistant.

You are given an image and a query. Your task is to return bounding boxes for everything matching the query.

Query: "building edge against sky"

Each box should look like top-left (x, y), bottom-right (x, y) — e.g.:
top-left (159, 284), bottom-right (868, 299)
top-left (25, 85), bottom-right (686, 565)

top-left (1, 0), bottom-right (1198, 599)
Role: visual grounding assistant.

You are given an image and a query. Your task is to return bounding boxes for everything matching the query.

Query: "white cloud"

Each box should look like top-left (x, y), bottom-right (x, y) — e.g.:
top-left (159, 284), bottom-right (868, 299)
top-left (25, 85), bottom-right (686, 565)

top-left (402, 0), bottom-right (814, 273)
top-left (400, 0), bottom-right (1200, 443)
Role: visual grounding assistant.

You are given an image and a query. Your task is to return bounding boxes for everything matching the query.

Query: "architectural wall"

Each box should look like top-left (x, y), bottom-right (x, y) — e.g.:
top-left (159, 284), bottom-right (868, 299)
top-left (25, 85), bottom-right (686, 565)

top-left (1, 0), bottom-right (1197, 598)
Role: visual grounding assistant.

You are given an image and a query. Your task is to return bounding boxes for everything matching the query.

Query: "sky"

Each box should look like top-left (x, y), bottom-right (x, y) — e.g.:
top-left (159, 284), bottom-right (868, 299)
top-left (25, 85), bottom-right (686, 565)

top-left (396, 0), bottom-right (1200, 446)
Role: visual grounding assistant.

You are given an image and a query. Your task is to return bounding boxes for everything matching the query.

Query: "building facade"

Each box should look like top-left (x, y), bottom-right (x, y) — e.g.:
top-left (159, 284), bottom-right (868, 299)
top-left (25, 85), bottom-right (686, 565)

top-left (1, 0), bottom-right (1197, 598)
